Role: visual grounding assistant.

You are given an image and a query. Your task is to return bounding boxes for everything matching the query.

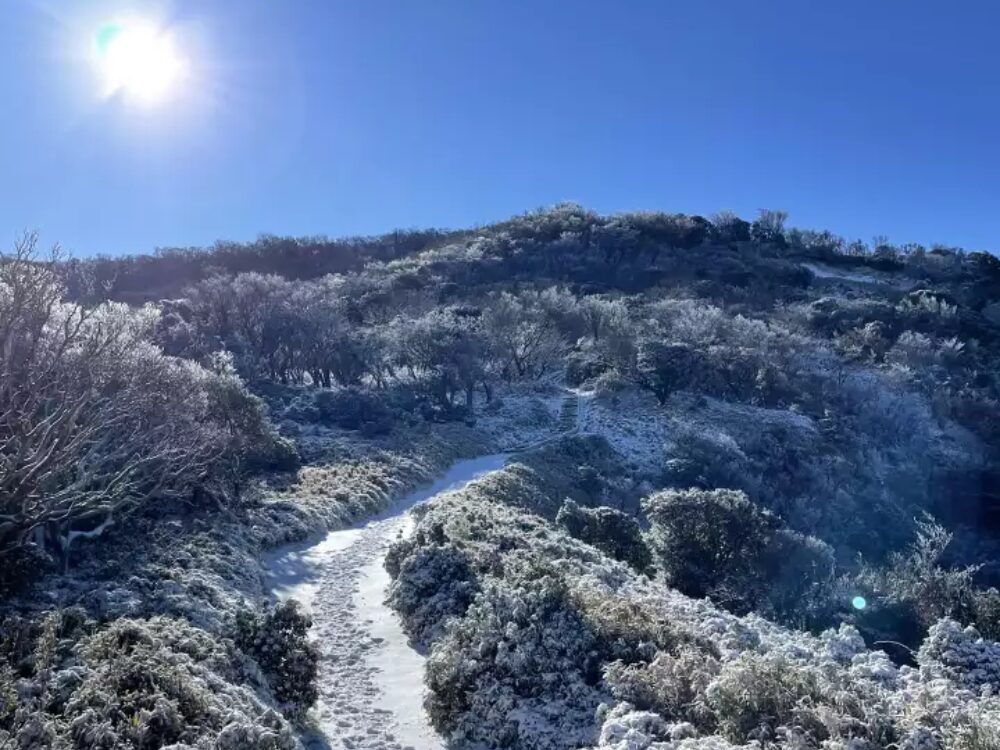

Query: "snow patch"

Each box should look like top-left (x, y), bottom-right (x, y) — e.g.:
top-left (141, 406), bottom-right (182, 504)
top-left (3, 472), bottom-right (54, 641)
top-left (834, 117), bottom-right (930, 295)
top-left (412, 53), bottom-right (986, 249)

top-left (475, 384), bottom-right (564, 450)
top-left (578, 389), bottom-right (672, 475)
top-left (802, 262), bottom-right (905, 287)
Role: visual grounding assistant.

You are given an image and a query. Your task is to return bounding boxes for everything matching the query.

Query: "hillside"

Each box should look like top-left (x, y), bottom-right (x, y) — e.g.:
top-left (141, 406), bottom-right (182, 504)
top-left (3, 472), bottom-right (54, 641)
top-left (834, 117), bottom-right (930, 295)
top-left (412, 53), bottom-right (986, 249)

top-left (3, 205), bottom-right (1000, 749)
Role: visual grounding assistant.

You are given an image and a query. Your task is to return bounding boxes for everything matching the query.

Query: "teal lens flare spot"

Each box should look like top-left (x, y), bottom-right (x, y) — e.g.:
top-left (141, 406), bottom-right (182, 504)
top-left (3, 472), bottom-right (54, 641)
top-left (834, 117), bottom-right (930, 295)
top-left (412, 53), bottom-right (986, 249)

top-left (852, 596), bottom-right (867, 611)
top-left (95, 23), bottom-right (124, 56)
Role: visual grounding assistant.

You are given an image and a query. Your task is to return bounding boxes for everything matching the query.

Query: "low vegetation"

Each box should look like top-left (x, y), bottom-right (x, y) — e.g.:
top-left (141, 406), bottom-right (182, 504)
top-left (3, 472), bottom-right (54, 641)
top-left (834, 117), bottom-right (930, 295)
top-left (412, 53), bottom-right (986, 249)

top-left (388, 458), bottom-right (1000, 750)
top-left (3, 203), bottom-right (1000, 747)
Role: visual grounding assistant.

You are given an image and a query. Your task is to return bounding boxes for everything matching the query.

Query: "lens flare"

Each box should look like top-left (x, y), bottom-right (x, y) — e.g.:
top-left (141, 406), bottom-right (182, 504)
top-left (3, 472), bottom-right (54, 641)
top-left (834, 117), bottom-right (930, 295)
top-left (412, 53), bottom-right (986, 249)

top-left (94, 20), bottom-right (186, 104)
top-left (852, 596), bottom-right (867, 611)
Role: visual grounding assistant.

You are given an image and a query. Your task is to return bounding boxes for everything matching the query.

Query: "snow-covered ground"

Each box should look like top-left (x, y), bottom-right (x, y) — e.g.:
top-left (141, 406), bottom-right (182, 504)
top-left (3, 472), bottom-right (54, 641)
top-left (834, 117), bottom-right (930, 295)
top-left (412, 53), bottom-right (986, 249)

top-left (475, 384), bottom-right (564, 450)
top-left (578, 389), bottom-right (671, 475)
top-left (802, 261), bottom-right (908, 287)
top-left (263, 454), bottom-right (509, 750)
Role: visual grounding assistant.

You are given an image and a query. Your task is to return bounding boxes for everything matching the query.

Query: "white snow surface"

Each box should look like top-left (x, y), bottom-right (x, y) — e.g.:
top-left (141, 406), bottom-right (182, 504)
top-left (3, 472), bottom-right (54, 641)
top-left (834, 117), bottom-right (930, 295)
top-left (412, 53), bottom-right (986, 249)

top-left (802, 262), bottom-right (908, 287)
top-left (263, 454), bottom-right (509, 750)
top-left (578, 389), bottom-right (672, 474)
top-left (475, 383), bottom-right (564, 450)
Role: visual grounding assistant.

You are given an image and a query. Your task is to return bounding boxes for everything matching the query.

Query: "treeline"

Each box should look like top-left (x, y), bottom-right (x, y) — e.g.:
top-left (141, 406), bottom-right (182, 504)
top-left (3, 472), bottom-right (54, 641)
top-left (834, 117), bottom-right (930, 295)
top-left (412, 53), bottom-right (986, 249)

top-left (62, 205), bottom-right (1000, 311)
top-left (61, 229), bottom-right (461, 304)
top-left (159, 274), bottom-right (585, 418)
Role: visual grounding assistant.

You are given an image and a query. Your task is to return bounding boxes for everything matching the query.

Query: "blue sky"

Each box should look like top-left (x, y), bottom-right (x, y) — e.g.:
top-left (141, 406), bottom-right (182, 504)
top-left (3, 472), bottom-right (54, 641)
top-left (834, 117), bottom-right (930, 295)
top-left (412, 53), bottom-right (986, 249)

top-left (2, 1), bottom-right (998, 256)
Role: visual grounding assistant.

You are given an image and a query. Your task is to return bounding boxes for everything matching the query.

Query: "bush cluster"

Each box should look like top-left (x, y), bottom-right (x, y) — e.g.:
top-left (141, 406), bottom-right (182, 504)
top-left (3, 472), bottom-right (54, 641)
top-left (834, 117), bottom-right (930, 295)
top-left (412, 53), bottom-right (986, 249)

top-left (424, 571), bottom-right (607, 749)
top-left (556, 499), bottom-right (652, 573)
top-left (0, 237), bottom-right (290, 578)
top-left (0, 611), bottom-right (299, 749)
top-left (642, 488), bottom-right (836, 623)
top-left (234, 601), bottom-right (319, 718)
top-left (386, 539), bottom-right (480, 647)
top-left (390, 462), bottom-right (1000, 750)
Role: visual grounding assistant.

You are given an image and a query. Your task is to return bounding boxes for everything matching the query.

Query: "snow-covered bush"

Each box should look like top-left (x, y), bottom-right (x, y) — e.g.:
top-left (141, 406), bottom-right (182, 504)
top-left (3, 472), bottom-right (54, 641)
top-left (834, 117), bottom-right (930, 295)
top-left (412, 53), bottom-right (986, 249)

top-left (592, 367), bottom-right (632, 395)
top-left (637, 341), bottom-right (709, 404)
top-left (705, 651), bottom-right (825, 743)
top-left (566, 349), bottom-right (614, 387)
top-left (711, 211), bottom-right (752, 245)
top-left (856, 517), bottom-right (991, 647)
top-left (643, 488), bottom-right (836, 623)
top-left (662, 423), bottom-right (757, 496)
top-left (234, 601), bottom-right (319, 717)
top-left (605, 646), bottom-right (719, 726)
top-left (386, 540), bottom-right (480, 647)
top-left (918, 618), bottom-right (1000, 689)
top-left (202, 356), bottom-right (301, 475)
top-left (0, 666), bottom-right (13, 728)
top-left (750, 209), bottom-right (788, 247)
top-left (0, 238), bottom-right (289, 574)
top-left (557, 499), bottom-right (652, 573)
top-left (424, 570), bottom-right (608, 749)
top-left (642, 488), bottom-right (776, 604)
top-left (760, 528), bottom-right (837, 627)
top-left (0, 612), bottom-right (300, 749)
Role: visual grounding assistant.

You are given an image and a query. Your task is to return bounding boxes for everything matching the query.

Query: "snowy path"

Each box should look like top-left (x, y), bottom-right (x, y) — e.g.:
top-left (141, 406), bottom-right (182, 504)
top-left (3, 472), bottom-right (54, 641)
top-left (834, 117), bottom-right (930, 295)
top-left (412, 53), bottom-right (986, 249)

top-left (263, 455), bottom-right (508, 750)
top-left (508, 390), bottom-right (584, 453)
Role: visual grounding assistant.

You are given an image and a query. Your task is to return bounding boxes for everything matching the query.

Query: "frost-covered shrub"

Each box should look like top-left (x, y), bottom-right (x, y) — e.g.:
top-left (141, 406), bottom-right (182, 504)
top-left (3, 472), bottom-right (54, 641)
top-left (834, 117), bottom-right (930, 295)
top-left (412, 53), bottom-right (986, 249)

top-left (0, 666), bottom-right (14, 727)
top-left (605, 646), bottom-right (719, 726)
top-left (759, 529), bottom-right (837, 627)
top-left (213, 712), bottom-right (298, 750)
top-left (637, 341), bottom-right (708, 404)
top-left (281, 394), bottom-right (322, 423)
top-left (0, 613), bottom-right (300, 749)
top-left (0, 607), bottom-right (90, 684)
top-left (643, 489), bottom-right (776, 604)
top-left (234, 601), bottom-right (318, 718)
top-left (314, 386), bottom-right (394, 435)
top-left (971, 588), bottom-right (1000, 642)
top-left (0, 242), bottom-right (290, 573)
top-left (643, 488), bottom-right (835, 623)
top-left (557, 499), bottom-right (652, 573)
top-left (705, 652), bottom-right (824, 743)
top-left (856, 518), bottom-right (988, 647)
top-left (248, 434), bottom-right (301, 473)
top-left (710, 211), bottom-right (751, 245)
top-left (592, 367), bottom-right (631, 395)
top-left (570, 585), bottom-right (681, 663)
top-left (202, 355), bottom-right (302, 476)
top-left (749, 209), bottom-right (788, 248)
top-left (424, 571), bottom-right (607, 749)
top-left (386, 540), bottom-right (479, 647)
top-left (662, 424), bottom-right (756, 495)
top-left (918, 618), bottom-right (1000, 689)
top-left (504, 436), bottom-right (630, 517)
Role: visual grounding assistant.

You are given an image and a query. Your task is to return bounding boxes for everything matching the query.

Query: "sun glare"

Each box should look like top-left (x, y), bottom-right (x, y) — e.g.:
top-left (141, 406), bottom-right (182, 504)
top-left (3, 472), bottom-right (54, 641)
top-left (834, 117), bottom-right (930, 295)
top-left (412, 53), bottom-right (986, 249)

top-left (94, 21), bottom-right (186, 105)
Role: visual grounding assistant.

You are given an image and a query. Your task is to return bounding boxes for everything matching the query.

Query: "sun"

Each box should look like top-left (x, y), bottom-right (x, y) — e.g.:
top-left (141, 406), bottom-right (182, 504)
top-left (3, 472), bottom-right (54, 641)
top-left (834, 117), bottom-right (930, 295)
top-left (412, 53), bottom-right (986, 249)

top-left (94, 21), bottom-right (186, 105)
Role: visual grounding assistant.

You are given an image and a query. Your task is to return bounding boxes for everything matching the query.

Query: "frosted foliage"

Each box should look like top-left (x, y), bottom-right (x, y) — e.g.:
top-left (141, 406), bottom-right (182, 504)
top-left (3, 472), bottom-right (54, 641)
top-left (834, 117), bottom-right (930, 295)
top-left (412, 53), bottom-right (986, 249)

top-left (388, 462), bottom-right (1000, 750)
top-left (918, 619), bottom-right (1000, 688)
